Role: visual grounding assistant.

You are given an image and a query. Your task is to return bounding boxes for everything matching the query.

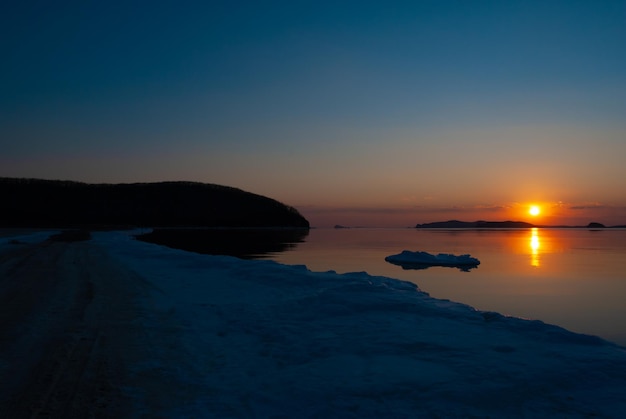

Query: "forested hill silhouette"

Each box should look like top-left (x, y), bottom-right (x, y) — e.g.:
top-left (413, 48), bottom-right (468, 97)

top-left (0, 178), bottom-right (309, 228)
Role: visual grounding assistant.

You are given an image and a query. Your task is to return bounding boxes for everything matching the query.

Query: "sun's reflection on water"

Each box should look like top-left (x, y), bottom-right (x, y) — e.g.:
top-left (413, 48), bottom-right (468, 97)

top-left (530, 228), bottom-right (540, 267)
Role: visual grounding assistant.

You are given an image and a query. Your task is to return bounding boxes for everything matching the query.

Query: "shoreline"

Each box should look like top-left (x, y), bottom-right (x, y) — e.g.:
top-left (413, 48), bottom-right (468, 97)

top-left (2, 231), bottom-right (626, 416)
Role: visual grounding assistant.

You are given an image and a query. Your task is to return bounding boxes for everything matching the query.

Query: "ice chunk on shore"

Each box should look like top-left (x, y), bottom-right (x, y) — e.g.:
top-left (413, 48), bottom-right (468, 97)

top-left (385, 250), bottom-right (480, 271)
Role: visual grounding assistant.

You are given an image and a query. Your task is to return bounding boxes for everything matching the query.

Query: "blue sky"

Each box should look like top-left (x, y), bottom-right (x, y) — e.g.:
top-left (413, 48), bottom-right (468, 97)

top-left (2, 1), bottom-right (626, 226)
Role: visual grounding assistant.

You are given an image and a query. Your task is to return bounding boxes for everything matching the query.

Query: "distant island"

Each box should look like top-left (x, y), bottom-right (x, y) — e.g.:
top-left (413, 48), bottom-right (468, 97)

top-left (0, 178), bottom-right (309, 228)
top-left (415, 220), bottom-right (614, 229)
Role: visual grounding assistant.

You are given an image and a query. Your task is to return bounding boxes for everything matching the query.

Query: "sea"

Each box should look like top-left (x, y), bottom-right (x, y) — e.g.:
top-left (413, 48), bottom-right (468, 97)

top-left (270, 228), bottom-right (626, 346)
top-left (139, 227), bottom-right (626, 346)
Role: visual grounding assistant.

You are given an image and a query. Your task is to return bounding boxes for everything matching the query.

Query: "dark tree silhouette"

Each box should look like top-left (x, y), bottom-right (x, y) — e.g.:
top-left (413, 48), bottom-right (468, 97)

top-left (0, 178), bottom-right (310, 228)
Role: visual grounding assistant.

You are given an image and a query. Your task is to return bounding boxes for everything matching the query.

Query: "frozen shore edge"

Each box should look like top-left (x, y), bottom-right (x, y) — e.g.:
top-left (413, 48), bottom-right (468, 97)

top-left (2, 230), bottom-right (626, 417)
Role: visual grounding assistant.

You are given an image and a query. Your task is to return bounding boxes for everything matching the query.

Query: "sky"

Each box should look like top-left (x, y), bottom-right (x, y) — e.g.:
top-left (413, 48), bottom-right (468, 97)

top-left (2, 0), bottom-right (626, 227)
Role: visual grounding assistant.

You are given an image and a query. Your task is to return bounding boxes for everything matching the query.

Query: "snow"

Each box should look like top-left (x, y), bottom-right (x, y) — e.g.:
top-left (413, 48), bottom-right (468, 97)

top-left (91, 231), bottom-right (626, 417)
top-left (0, 230), bottom-right (59, 248)
top-left (385, 250), bottom-right (480, 271)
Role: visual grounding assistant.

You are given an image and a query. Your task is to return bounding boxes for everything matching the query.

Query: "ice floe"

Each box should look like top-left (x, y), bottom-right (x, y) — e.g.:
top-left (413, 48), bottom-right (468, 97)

top-left (385, 250), bottom-right (480, 271)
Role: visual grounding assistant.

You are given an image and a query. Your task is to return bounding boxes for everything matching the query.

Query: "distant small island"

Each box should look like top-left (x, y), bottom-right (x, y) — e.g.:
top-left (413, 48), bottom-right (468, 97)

top-left (415, 220), bottom-right (612, 229)
top-left (0, 177), bottom-right (309, 228)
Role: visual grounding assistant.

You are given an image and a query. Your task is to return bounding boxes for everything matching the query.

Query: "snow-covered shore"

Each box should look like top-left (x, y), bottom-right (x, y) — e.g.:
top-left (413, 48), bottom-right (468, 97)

top-left (2, 230), bottom-right (626, 417)
top-left (89, 231), bottom-right (626, 418)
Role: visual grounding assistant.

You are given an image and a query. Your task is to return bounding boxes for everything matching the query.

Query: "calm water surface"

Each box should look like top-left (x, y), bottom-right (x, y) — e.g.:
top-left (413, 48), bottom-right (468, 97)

top-left (268, 228), bottom-right (626, 346)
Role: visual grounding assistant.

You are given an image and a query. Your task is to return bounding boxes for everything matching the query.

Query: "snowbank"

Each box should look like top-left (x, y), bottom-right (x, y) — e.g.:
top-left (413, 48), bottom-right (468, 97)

top-left (92, 231), bottom-right (626, 418)
top-left (385, 250), bottom-right (480, 271)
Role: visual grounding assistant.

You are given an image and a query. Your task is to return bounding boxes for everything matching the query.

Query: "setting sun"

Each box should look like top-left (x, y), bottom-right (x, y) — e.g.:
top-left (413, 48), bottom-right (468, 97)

top-left (529, 205), bottom-right (541, 216)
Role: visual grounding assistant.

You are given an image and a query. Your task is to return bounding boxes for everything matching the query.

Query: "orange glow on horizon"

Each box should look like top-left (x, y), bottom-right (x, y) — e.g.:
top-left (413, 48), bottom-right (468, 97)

top-left (300, 199), bottom-right (624, 228)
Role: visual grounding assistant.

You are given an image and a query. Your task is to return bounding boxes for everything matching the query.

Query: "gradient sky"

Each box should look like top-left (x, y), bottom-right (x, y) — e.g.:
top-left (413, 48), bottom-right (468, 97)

top-left (2, 1), bottom-right (626, 226)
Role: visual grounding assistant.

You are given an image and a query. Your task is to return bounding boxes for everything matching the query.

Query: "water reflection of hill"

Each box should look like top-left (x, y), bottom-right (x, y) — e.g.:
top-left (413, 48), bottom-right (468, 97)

top-left (136, 229), bottom-right (309, 259)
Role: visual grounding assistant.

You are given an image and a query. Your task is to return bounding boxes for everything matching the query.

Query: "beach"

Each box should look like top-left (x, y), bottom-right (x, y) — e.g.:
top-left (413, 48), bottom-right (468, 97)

top-left (2, 231), bottom-right (626, 418)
